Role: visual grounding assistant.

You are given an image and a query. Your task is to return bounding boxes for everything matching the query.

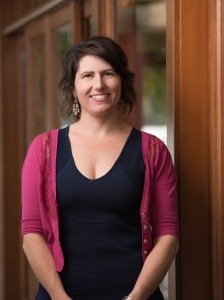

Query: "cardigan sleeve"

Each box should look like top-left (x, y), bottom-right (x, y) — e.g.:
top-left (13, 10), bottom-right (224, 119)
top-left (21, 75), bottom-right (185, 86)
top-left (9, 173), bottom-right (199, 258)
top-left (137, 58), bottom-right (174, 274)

top-left (150, 140), bottom-right (179, 239)
top-left (21, 136), bottom-right (44, 236)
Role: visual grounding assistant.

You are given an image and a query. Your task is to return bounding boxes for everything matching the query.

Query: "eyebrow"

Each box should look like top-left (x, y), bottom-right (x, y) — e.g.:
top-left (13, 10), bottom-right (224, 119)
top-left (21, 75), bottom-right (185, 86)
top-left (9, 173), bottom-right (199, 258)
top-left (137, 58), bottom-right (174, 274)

top-left (79, 68), bottom-right (115, 75)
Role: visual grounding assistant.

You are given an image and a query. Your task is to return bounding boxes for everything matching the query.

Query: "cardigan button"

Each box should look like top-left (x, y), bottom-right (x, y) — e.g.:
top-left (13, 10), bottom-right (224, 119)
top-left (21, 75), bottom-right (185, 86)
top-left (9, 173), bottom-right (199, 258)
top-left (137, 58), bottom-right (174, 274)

top-left (144, 239), bottom-right (148, 244)
top-left (144, 250), bottom-right (148, 255)
top-left (141, 212), bottom-right (145, 217)
top-left (143, 225), bottom-right (148, 230)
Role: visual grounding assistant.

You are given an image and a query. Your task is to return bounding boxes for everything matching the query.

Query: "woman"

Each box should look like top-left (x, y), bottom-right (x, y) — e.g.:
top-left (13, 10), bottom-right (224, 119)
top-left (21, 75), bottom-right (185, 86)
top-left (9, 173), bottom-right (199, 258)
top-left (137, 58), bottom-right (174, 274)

top-left (21, 36), bottom-right (179, 300)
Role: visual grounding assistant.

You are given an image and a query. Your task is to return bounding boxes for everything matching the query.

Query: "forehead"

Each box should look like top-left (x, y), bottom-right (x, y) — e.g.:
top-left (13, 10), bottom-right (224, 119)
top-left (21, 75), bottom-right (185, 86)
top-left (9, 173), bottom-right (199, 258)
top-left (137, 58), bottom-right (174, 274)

top-left (77, 55), bottom-right (113, 72)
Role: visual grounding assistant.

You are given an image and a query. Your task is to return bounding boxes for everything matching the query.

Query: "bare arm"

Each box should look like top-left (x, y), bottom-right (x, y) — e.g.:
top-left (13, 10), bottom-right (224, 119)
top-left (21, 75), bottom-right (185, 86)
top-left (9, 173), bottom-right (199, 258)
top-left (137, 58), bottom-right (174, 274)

top-left (128, 235), bottom-right (179, 300)
top-left (23, 233), bottom-right (72, 300)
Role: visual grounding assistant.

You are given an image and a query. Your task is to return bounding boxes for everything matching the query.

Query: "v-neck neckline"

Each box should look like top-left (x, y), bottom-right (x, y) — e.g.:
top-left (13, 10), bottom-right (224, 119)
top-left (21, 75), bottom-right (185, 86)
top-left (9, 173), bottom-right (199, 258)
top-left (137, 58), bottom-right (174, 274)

top-left (66, 126), bottom-right (135, 182)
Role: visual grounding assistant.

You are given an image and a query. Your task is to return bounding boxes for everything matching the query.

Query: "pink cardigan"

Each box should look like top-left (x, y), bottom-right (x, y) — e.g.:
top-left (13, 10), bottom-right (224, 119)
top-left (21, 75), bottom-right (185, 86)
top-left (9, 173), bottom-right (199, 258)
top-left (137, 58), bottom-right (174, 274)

top-left (21, 129), bottom-right (179, 272)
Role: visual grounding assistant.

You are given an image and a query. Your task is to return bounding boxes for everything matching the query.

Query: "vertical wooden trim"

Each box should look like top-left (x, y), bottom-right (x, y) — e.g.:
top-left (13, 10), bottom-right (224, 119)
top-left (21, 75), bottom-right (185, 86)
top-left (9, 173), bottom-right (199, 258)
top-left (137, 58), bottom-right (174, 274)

top-left (16, 35), bottom-right (28, 300)
top-left (72, 0), bottom-right (82, 41)
top-left (100, 0), bottom-right (116, 38)
top-left (2, 35), bottom-right (24, 300)
top-left (174, 0), bottom-right (211, 298)
top-left (208, 0), bottom-right (224, 299)
top-left (44, 16), bottom-right (53, 130)
top-left (0, 3), bottom-right (5, 298)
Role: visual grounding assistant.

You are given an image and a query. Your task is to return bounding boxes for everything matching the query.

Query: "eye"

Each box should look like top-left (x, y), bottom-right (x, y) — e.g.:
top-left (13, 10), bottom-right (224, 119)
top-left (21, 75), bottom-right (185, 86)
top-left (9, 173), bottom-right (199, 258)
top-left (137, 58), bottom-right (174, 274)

top-left (82, 73), bottom-right (93, 78)
top-left (104, 71), bottom-right (114, 76)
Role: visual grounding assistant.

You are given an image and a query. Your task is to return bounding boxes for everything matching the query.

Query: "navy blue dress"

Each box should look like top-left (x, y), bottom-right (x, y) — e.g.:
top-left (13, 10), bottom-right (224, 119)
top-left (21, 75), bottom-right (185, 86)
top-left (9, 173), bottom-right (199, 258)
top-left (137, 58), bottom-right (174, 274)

top-left (35, 126), bottom-right (164, 300)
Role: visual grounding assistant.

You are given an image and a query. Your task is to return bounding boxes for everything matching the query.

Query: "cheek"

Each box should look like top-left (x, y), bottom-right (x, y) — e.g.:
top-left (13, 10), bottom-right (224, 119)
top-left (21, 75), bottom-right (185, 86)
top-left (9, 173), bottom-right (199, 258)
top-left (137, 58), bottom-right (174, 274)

top-left (73, 80), bottom-right (83, 97)
top-left (74, 79), bottom-right (90, 93)
top-left (111, 77), bottom-right (121, 90)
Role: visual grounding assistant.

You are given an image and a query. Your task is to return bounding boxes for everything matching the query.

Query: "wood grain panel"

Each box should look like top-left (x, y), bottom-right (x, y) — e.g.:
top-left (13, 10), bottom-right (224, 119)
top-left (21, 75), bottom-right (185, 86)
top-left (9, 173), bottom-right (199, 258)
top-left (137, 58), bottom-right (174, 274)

top-left (174, 0), bottom-right (211, 298)
top-left (1, 34), bottom-right (24, 300)
top-left (208, 0), bottom-right (224, 299)
top-left (100, 0), bottom-right (116, 38)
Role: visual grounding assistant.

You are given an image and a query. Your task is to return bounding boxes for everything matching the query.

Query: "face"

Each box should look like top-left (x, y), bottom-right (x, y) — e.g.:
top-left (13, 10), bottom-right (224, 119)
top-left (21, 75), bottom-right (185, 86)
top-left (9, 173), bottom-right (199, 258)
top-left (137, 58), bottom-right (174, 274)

top-left (73, 55), bottom-right (122, 118)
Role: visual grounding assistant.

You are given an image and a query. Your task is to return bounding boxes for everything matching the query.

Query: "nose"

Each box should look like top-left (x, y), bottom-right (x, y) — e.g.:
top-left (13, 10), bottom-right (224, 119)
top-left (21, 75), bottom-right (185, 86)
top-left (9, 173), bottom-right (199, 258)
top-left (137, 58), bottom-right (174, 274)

top-left (93, 75), bottom-right (105, 90)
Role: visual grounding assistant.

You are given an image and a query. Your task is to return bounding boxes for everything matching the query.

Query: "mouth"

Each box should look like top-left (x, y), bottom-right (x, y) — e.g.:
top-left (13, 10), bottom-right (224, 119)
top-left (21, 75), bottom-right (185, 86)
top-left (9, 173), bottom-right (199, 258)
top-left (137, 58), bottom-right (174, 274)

top-left (91, 93), bottom-right (109, 101)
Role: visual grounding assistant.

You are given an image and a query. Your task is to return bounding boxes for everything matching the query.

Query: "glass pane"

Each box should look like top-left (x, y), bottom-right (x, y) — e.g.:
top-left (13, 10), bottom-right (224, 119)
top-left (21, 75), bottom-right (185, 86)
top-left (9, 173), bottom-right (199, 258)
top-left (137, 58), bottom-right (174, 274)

top-left (83, 0), bottom-right (98, 38)
top-left (117, 0), bottom-right (167, 144)
top-left (51, 23), bottom-right (72, 127)
top-left (30, 34), bottom-right (46, 137)
top-left (117, 0), bottom-right (169, 299)
top-left (83, 16), bottom-right (93, 38)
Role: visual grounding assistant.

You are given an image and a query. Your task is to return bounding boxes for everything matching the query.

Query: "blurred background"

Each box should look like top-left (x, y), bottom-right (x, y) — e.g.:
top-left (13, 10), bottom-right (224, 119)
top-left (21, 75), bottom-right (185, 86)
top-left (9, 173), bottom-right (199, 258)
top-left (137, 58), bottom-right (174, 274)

top-left (0, 0), bottom-right (223, 299)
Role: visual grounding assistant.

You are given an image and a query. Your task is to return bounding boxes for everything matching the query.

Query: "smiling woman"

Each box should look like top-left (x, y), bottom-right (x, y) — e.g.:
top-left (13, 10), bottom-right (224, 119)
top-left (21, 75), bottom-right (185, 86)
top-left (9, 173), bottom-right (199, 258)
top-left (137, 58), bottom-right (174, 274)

top-left (58, 36), bottom-right (137, 121)
top-left (21, 36), bottom-right (179, 300)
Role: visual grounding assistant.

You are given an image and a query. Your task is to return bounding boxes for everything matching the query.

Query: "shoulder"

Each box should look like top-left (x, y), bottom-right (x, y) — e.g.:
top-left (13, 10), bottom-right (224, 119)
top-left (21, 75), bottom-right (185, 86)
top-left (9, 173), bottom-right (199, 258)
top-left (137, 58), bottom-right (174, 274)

top-left (140, 130), bottom-right (173, 167)
top-left (34, 128), bottom-right (59, 141)
top-left (32, 129), bottom-right (59, 147)
top-left (25, 129), bottom-right (59, 159)
top-left (141, 130), bottom-right (164, 145)
top-left (22, 129), bottom-right (60, 174)
top-left (141, 130), bottom-right (166, 154)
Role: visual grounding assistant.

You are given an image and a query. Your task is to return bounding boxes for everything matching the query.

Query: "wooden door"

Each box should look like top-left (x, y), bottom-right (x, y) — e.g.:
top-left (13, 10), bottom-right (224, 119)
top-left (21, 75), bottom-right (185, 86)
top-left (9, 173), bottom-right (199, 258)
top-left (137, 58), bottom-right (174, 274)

top-left (173, 0), bottom-right (224, 299)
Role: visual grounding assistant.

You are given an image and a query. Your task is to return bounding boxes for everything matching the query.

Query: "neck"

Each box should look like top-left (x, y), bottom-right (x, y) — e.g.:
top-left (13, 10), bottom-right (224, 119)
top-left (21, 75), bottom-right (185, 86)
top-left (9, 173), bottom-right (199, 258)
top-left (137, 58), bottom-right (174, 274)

top-left (71, 113), bottom-right (131, 138)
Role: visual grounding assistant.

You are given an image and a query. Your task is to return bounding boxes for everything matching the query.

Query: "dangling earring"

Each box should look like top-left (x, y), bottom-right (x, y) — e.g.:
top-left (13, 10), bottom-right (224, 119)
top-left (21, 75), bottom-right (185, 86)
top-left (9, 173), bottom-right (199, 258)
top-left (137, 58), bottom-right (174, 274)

top-left (72, 97), bottom-right (81, 118)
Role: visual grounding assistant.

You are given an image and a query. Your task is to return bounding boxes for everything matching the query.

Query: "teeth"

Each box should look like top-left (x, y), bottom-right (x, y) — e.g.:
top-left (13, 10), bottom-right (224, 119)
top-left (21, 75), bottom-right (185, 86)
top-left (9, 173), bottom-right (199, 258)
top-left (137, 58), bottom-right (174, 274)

top-left (92, 94), bottom-right (108, 100)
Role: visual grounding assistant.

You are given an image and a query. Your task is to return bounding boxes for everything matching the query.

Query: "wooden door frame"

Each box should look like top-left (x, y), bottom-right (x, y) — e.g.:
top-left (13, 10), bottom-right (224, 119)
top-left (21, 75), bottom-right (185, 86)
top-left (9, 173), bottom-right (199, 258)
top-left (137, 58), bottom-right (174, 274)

top-left (174, 0), bottom-right (211, 297)
top-left (173, 0), bottom-right (224, 299)
top-left (0, 1), bottom-right (4, 297)
top-left (209, 0), bottom-right (224, 298)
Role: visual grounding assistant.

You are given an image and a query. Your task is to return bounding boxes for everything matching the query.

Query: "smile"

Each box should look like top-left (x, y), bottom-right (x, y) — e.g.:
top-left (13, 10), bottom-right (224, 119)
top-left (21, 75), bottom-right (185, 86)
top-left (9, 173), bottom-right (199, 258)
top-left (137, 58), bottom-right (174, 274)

top-left (91, 94), bottom-right (109, 100)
